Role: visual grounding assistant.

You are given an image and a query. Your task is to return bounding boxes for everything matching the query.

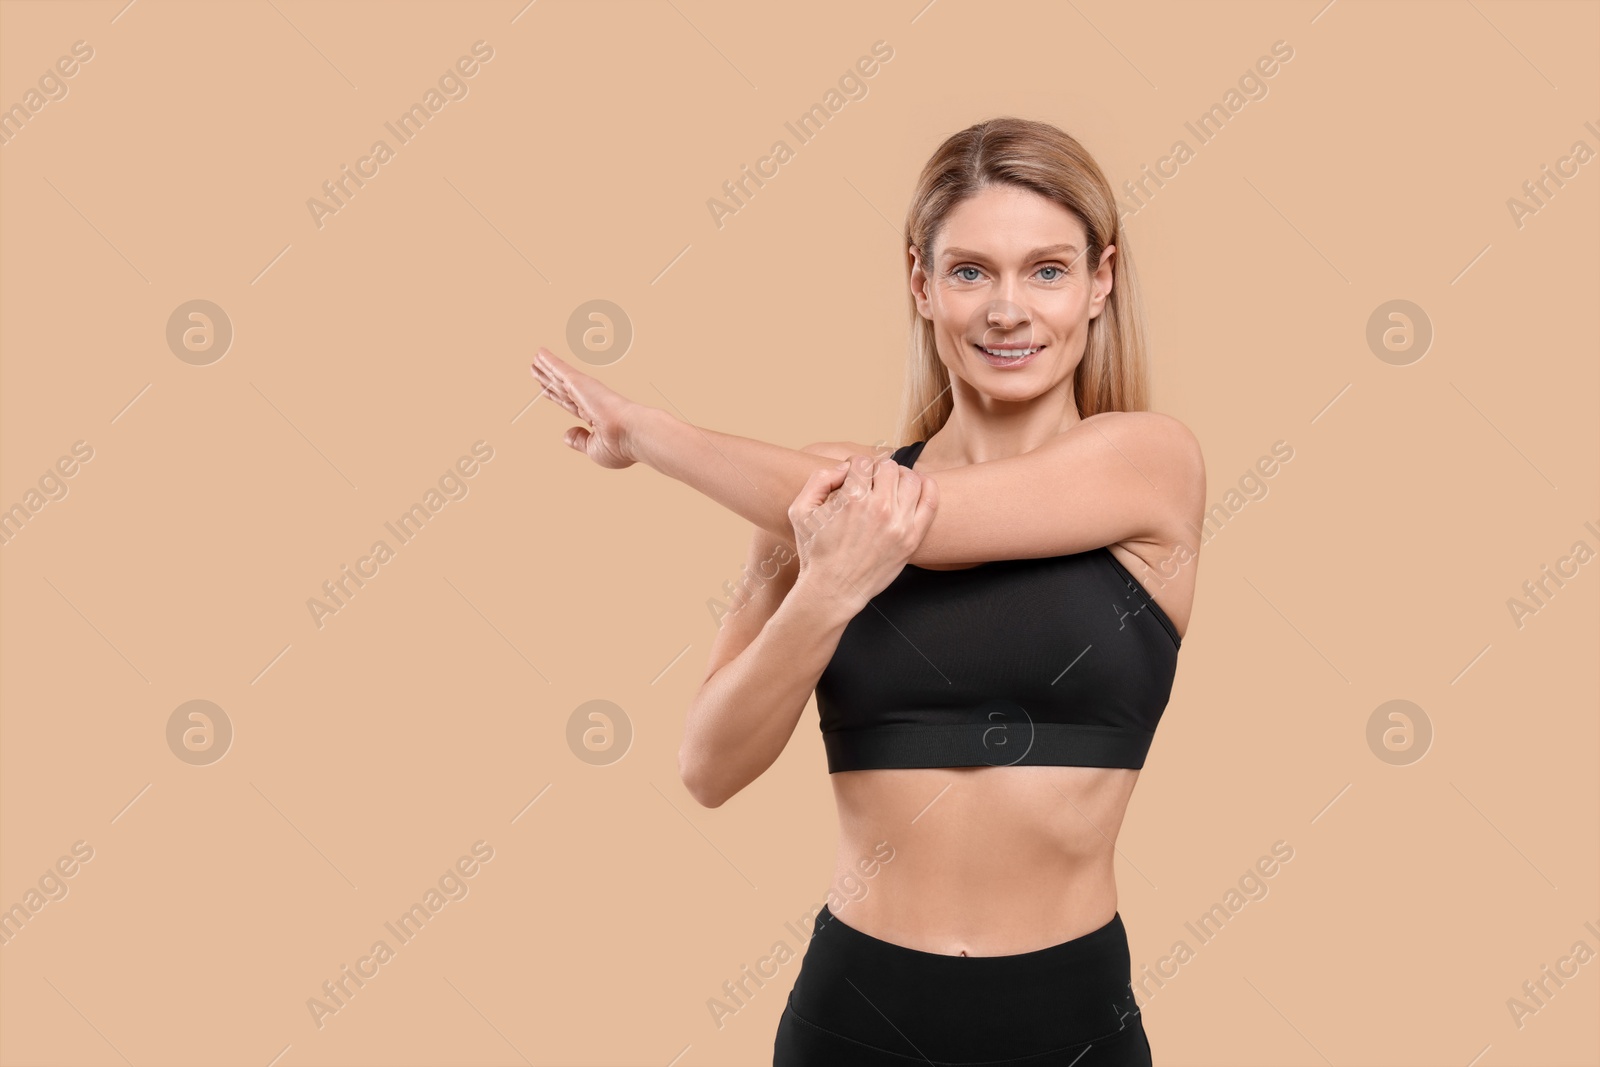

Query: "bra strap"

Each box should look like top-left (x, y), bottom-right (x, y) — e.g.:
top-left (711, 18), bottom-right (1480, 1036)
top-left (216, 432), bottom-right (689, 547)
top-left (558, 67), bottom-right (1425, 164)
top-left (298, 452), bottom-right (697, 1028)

top-left (891, 440), bottom-right (928, 468)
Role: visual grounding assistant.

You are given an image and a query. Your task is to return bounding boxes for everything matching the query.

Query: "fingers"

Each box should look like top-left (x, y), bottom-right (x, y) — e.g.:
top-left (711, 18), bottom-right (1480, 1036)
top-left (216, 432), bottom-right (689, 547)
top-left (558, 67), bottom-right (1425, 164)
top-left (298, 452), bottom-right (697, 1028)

top-left (532, 348), bottom-right (613, 460)
top-left (536, 349), bottom-right (588, 402)
top-left (887, 461), bottom-right (927, 540)
top-left (531, 359), bottom-right (587, 451)
top-left (838, 452), bottom-right (877, 501)
top-left (531, 350), bottom-right (571, 394)
top-left (530, 359), bottom-right (583, 420)
top-left (792, 463), bottom-right (850, 514)
top-left (788, 463), bottom-right (851, 540)
top-left (536, 382), bottom-right (580, 420)
top-left (569, 422), bottom-right (604, 454)
top-left (876, 458), bottom-right (901, 494)
top-left (533, 347), bottom-right (568, 379)
top-left (869, 454), bottom-right (916, 512)
top-left (835, 452), bottom-right (919, 514)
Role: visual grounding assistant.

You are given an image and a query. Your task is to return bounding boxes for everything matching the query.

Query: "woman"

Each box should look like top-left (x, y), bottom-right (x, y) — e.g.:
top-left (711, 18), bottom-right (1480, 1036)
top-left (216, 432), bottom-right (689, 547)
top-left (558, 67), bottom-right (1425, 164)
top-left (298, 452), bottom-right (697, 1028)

top-left (531, 117), bottom-right (1203, 1065)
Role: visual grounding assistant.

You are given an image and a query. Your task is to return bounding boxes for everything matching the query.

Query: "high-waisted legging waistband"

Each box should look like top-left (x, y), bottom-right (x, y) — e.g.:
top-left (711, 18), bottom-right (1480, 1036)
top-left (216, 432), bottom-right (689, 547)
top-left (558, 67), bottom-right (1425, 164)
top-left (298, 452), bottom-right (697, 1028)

top-left (774, 903), bottom-right (1150, 1065)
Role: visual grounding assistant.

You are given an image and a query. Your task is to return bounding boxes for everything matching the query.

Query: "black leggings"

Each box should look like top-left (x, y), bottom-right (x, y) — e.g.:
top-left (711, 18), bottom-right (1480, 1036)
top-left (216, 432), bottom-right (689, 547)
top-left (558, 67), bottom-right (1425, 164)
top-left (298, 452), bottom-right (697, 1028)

top-left (773, 904), bottom-right (1153, 1066)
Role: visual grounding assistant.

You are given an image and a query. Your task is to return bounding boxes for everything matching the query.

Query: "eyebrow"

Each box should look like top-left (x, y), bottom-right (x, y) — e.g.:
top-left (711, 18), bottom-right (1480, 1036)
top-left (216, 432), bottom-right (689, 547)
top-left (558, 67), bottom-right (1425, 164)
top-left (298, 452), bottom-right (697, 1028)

top-left (940, 243), bottom-right (1079, 262)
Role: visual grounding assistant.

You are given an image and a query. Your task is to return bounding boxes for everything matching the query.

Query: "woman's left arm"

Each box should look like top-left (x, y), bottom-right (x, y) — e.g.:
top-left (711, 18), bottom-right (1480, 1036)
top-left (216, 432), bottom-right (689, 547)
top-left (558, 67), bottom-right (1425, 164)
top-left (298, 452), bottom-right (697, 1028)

top-left (533, 349), bottom-right (1205, 566)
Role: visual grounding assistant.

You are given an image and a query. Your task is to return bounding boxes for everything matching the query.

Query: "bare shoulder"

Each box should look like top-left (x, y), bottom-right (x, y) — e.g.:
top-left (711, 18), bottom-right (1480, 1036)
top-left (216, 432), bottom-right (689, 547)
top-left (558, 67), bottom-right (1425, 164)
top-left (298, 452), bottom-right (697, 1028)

top-left (1074, 413), bottom-right (1204, 635)
top-left (1080, 411), bottom-right (1206, 563)
top-left (1078, 410), bottom-right (1205, 499)
top-left (1077, 410), bottom-right (1201, 456)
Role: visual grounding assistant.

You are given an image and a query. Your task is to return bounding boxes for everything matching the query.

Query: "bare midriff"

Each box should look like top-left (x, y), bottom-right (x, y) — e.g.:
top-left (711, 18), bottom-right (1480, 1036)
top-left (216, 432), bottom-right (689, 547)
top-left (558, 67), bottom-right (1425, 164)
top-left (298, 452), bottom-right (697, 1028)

top-left (827, 764), bottom-right (1140, 957)
top-left (815, 542), bottom-right (1184, 959)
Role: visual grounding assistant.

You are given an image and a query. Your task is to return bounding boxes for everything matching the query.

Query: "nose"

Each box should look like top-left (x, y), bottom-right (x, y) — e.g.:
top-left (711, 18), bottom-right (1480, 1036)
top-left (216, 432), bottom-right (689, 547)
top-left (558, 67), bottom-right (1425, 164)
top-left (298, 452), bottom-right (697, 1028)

top-left (999, 267), bottom-right (1035, 306)
top-left (986, 299), bottom-right (1028, 332)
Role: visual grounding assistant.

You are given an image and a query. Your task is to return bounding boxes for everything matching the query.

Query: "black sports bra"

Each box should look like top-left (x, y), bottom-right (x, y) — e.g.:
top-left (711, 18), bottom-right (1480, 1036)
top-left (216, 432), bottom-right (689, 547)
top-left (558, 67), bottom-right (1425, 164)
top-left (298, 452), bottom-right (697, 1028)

top-left (814, 439), bottom-right (1181, 773)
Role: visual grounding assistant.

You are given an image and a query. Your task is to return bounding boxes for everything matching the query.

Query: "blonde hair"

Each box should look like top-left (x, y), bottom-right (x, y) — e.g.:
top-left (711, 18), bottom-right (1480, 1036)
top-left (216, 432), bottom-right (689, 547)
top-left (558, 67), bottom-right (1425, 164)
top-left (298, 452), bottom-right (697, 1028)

top-left (897, 117), bottom-right (1151, 445)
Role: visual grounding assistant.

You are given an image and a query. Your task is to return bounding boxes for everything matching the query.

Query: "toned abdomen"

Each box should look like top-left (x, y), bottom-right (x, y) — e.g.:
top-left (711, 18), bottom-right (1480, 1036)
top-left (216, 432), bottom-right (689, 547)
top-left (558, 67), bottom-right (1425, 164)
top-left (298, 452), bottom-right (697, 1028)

top-left (827, 764), bottom-right (1140, 956)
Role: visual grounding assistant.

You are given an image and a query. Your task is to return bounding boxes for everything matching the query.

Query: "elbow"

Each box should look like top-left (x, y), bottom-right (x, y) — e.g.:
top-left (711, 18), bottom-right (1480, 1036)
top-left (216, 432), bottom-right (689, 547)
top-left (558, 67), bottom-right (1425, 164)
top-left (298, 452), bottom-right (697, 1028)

top-left (685, 775), bottom-right (728, 809)
top-left (679, 749), bottom-right (729, 808)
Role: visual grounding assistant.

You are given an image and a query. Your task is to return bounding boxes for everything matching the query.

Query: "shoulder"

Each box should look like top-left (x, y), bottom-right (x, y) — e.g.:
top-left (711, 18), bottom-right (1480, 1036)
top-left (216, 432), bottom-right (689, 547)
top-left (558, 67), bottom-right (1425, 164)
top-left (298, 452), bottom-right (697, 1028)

top-left (1074, 412), bottom-right (1206, 545)
top-left (1077, 411), bottom-right (1204, 485)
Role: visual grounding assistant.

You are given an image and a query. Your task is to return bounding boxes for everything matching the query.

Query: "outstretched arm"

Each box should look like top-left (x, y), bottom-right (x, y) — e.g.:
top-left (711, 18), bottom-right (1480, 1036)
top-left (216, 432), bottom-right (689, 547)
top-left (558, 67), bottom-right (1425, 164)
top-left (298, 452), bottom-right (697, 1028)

top-left (628, 406), bottom-right (881, 544)
top-left (531, 348), bottom-right (1204, 565)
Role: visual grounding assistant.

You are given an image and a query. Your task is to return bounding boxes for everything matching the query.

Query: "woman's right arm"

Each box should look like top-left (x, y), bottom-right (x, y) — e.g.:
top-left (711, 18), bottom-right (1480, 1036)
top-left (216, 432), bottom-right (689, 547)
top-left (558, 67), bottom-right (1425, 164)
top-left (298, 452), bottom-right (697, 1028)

top-left (678, 441), bottom-right (938, 807)
top-left (677, 522), bottom-right (856, 808)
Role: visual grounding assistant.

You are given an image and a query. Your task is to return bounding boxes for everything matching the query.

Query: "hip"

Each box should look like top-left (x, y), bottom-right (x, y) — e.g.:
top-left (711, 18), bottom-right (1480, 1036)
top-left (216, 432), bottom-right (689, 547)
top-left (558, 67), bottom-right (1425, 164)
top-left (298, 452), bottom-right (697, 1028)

top-left (773, 902), bottom-right (1151, 1066)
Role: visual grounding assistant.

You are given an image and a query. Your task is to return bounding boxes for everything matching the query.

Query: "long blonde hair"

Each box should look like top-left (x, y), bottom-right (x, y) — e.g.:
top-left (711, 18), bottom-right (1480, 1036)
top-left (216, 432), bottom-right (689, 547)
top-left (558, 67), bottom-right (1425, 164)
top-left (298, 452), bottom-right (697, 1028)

top-left (897, 117), bottom-right (1151, 445)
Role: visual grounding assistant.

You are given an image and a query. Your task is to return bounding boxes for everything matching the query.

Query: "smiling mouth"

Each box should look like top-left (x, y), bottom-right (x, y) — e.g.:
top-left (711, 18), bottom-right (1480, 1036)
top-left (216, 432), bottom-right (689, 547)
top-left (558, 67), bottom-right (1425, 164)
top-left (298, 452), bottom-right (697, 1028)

top-left (973, 342), bottom-right (1044, 362)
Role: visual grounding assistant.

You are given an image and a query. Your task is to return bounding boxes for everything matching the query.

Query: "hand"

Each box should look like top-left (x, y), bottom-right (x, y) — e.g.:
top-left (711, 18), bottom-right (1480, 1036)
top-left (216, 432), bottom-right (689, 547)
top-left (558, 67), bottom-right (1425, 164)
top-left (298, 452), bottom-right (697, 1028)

top-left (787, 453), bottom-right (940, 618)
top-left (529, 347), bottom-right (643, 469)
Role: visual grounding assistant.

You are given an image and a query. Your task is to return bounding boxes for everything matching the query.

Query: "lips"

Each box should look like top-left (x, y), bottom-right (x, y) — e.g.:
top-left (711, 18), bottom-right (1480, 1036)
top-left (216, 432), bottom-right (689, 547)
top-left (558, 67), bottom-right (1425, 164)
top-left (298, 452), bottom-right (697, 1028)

top-left (973, 342), bottom-right (1044, 368)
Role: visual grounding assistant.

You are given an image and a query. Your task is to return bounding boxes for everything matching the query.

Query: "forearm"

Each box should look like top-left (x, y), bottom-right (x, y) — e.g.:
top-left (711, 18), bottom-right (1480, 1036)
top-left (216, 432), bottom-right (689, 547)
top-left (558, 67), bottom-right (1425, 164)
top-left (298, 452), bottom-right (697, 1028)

top-left (629, 406), bottom-right (872, 542)
top-left (680, 581), bottom-right (854, 806)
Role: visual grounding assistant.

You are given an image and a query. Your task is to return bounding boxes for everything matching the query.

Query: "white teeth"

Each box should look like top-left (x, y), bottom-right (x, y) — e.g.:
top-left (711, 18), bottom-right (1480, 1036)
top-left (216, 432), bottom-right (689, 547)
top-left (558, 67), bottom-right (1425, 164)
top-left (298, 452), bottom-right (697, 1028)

top-left (980, 345), bottom-right (1039, 358)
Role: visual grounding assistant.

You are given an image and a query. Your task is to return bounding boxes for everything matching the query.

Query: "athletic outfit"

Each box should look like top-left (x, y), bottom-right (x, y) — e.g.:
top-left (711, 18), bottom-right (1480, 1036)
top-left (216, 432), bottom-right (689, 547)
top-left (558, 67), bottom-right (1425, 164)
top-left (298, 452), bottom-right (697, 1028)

top-left (772, 439), bottom-right (1182, 1065)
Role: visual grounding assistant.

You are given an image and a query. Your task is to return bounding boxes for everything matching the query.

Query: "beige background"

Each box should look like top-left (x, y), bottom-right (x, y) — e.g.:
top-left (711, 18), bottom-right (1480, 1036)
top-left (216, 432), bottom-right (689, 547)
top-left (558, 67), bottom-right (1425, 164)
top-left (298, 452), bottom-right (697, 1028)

top-left (2, 0), bottom-right (1596, 1064)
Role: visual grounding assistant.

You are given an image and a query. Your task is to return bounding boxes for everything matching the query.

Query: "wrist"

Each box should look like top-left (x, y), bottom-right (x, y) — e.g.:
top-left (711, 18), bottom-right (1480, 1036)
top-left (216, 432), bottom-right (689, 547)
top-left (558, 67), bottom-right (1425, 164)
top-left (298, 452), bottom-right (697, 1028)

top-left (787, 572), bottom-right (865, 630)
top-left (623, 403), bottom-right (674, 466)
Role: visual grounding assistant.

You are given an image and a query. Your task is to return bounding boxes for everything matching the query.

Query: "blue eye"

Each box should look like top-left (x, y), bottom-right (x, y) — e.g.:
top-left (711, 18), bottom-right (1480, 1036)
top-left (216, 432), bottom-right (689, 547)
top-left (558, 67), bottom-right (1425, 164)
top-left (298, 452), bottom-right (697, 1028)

top-left (950, 264), bottom-right (1068, 282)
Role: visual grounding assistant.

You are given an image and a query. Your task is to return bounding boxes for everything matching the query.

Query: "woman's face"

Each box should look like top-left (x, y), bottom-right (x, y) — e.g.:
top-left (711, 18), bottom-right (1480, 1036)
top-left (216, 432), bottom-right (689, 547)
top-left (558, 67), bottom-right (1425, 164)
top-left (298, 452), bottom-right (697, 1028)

top-left (910, 183), bottom-right (1114, 403)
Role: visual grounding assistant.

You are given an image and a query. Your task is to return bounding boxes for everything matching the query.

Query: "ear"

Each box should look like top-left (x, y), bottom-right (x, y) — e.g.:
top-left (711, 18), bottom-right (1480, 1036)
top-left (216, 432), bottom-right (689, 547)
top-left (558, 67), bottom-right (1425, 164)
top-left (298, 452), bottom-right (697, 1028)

top-left (1089, 244), bottom-right (1116, 319)
top-left (908, 245), bottom-right (933, 320)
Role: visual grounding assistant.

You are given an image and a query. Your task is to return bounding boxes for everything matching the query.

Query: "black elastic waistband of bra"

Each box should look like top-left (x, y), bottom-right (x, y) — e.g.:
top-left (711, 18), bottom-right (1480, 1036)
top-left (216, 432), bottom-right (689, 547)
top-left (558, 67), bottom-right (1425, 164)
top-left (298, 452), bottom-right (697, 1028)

top-left (823, 721), bottom-right (1153, 773)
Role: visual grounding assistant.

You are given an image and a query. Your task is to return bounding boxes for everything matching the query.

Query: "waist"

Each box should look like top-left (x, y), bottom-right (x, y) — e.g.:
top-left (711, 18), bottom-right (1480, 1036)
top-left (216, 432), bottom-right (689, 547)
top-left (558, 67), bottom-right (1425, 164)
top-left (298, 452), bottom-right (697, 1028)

top-left (827, 859), bottom-right (1123, 956)
top-left (811, 898), bottom-right (1130, 971)
top-left (786, 901), bottom-right (1143, 1059)
top-left (830, 763), bottom-right (1138, 927)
